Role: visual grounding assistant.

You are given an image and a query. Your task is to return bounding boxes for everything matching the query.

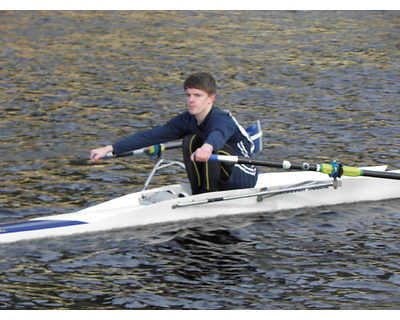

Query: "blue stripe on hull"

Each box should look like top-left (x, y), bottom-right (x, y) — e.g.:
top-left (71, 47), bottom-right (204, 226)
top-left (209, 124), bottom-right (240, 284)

top-left (0, 220), bottom-right (87, 234)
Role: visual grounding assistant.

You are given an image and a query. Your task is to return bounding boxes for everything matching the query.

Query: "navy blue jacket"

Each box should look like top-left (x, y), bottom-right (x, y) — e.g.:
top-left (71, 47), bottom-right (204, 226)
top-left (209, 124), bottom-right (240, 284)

top-left (113, 107), bottom-right (254, 157)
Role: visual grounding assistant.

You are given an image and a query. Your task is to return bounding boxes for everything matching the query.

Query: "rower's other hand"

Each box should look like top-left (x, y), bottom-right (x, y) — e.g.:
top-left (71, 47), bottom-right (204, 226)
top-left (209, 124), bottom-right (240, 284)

top-left (90, 145), bottom-right (113, 163)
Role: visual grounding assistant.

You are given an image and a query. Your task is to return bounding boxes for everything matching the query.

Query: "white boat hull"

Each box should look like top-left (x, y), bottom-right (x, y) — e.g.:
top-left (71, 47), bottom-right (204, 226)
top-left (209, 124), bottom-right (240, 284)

top-left (1, 166), bottom-right (400, 244)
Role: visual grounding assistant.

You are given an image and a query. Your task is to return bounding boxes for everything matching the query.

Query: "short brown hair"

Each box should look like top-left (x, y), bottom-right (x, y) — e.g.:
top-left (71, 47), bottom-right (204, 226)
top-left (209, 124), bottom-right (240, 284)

top-left (183, 72), bottom-right (216, 96)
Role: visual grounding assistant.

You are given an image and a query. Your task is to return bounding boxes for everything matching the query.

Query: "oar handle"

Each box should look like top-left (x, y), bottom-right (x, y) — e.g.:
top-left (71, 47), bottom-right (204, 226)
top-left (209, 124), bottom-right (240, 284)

top-left (209, 154), bottom-right (236, 163)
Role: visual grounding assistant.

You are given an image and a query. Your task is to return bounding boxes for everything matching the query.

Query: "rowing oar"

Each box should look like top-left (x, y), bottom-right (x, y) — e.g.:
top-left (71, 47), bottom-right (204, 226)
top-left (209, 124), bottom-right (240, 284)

top-left (105, 141), bottom-right (182, 158)
top-left (209, 154), bottom-right (400, 180)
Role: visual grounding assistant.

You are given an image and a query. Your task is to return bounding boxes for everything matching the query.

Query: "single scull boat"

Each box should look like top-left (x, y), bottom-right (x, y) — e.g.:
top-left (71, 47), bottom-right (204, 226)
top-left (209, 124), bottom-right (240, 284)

top-left (1, 152), bottom-right (400, 244)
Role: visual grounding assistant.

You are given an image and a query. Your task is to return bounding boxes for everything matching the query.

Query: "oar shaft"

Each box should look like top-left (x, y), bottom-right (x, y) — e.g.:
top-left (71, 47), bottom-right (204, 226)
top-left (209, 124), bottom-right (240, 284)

top-left (360, 169), bottom-right (400, 180)
top-left (211, 155), bottom-right (318, 171)
top-left (106, 141), bottom-right (182, 158)
top-left (209, 155), bottom-right (400, 180)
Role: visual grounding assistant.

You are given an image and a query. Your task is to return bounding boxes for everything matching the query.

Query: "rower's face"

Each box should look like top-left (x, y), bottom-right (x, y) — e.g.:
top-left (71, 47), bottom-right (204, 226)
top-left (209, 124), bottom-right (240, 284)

top-left (185, 88), bottom-right (215, 119)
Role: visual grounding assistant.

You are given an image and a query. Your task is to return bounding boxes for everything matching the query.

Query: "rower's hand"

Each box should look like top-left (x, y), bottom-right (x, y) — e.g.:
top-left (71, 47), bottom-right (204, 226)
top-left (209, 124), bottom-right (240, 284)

top-left (191, 143), bottom-right (213, 162)
top-left (90, 145), bottom-right (113, 163)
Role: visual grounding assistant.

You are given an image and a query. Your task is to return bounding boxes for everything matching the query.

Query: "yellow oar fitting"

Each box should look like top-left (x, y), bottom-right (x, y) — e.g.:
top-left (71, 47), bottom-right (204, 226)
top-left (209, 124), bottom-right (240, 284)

top-left (319, 164), bottom-right (362, 177)
top-left (341, 166), bottom-right (363, 177)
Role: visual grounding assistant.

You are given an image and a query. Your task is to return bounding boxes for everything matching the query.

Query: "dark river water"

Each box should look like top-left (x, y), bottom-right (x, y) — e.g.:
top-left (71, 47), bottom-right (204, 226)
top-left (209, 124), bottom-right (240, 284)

top-left (1, 10), bottom-right (400, 310)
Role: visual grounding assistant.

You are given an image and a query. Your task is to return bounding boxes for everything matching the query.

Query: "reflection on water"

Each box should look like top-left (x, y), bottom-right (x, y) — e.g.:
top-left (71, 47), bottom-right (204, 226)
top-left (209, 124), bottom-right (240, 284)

top-left (1, 10), bottom-right (400, 309)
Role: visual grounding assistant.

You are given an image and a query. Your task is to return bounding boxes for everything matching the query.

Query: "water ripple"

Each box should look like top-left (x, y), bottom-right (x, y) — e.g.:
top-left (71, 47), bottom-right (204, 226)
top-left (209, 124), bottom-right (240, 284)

top-left (1, 10), bottom-right (400, 310)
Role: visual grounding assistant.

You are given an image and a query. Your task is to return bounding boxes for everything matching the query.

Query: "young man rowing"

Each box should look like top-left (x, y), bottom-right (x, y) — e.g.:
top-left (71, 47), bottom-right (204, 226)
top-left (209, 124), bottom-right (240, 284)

top-left (90, 72), bottom-right (257, 194)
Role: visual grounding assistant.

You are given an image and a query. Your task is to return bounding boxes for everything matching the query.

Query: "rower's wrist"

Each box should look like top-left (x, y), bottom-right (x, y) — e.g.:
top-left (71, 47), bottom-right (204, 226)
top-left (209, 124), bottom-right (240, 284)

top-left (106, 145), bottom-right (114, 153)
top-left (201, 143), bottom-right (213, 153)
